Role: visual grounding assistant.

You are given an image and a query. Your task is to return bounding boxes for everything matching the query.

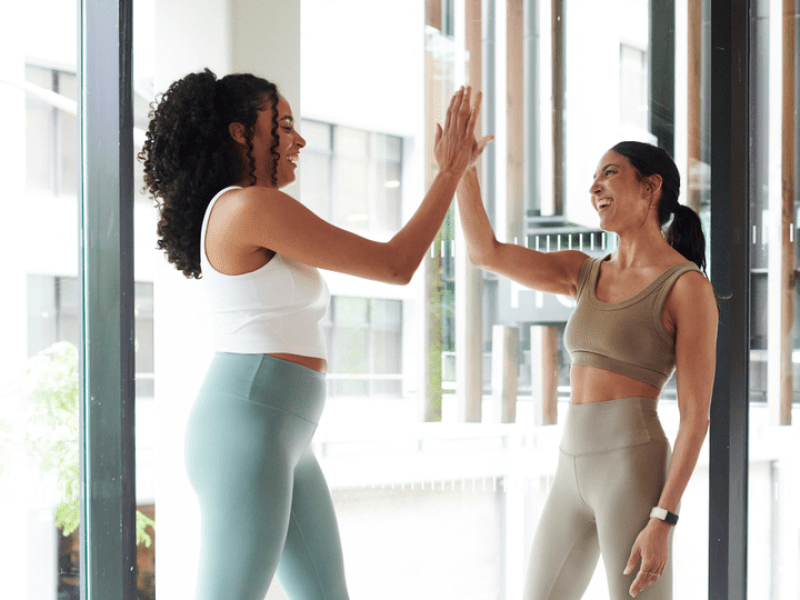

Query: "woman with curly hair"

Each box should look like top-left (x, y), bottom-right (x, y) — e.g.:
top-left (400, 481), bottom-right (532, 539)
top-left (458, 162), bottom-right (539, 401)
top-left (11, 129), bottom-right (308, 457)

top-left (139, 69), bottom-right (490, 600)
top-left (455, 141), bottom-right (717, 599)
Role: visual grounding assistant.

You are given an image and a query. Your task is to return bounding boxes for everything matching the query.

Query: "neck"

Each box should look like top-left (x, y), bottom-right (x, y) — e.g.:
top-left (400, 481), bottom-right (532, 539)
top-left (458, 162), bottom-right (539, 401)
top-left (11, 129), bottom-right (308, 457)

top-left (610, 223), bottom-right (672, 269)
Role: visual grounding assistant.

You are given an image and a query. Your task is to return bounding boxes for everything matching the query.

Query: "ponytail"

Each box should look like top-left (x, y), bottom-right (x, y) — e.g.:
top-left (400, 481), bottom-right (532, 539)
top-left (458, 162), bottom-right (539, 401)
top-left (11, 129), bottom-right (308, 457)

top-left (665, 204), bottom-right (707, 274)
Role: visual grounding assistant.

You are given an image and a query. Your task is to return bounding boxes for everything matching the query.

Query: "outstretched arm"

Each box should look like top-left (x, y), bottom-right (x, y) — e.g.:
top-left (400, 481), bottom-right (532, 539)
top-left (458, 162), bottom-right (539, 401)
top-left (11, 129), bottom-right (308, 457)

top-left (625, 271), bottom-right (718, 597)
top-left (456, 166), bottom-right (588, 297)
top-left (220, 87), bottom-right (488, 284)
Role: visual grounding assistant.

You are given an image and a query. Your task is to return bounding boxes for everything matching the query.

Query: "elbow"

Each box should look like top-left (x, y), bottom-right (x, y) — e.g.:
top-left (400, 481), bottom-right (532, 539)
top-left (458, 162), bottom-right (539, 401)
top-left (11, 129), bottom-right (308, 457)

top-left (385, 255), bottom-right (415, 285)
top-left (679, 413), bottom-right (710, 437)
top-left (389, 267), bottom-right (414, 285)
top-left (467, 240), bottom-right (498, 270)
top-left (468, 249), bottom-right (489, 269)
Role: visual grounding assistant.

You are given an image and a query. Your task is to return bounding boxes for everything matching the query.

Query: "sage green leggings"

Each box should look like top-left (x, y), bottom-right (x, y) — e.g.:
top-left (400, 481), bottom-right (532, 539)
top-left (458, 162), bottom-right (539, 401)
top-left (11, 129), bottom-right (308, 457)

top-left (523, 397), bottom-right (674, 600)
top-left (185, 352), bottom-right (349, 600)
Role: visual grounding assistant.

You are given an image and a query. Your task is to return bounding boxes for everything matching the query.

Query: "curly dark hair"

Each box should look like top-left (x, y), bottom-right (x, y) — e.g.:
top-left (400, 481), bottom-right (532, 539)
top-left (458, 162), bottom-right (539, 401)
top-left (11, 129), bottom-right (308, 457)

top-left (138, 69), bottom-right (281, 278)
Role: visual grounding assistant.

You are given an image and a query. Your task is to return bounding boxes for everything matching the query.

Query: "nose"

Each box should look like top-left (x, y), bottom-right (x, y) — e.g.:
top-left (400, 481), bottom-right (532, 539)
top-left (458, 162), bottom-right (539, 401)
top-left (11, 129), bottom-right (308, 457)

top-left (294, 130), bottom-right (306, 149)
top-left (588, 176), bottom-right (601, 196)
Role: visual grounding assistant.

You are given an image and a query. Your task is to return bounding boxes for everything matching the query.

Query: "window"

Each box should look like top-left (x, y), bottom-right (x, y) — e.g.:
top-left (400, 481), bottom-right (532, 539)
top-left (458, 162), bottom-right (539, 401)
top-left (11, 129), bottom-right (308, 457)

top-left (619, 44), bottom-right (648, 132)
top-left (300, 120), bottom-right (403, 231)
top-left (324, 296), bottom-right (403, 397)
top-left (26, 276), bottom-right (155, 399)
top-left (25, 65), bottom-right (78, 197)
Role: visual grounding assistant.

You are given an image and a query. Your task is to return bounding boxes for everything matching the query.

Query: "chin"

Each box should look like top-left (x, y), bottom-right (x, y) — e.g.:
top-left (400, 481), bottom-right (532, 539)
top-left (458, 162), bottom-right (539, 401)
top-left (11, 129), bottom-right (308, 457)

top-left (277, 175), bottom-right (296, 189)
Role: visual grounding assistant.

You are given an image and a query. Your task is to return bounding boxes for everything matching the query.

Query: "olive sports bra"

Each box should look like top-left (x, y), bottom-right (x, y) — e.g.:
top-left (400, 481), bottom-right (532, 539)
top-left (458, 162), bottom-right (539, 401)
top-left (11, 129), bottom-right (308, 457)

top-left (563, 256), bottom-right (701, 389)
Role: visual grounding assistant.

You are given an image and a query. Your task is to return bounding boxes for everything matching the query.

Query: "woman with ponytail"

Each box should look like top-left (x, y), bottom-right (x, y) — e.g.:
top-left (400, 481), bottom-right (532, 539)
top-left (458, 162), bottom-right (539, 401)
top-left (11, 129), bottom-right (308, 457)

top-left (139, 70), bottom-right (491, 600)
top-left (455, 140), bottom-right (717, 599)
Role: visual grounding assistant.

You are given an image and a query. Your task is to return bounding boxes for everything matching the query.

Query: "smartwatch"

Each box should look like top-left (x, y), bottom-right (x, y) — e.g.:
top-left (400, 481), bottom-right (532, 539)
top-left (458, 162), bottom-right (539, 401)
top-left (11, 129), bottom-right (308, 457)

top-left (650, 506), bottom-right (679, 525)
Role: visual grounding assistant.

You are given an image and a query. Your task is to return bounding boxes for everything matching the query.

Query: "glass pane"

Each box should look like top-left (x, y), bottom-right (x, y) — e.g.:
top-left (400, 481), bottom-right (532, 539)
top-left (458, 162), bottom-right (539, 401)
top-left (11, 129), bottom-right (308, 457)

top-left (58, 72), bottom-right (78, 197)
top-left (301, 119), bottom-right (332, 150)
top-left (335, 155), bottom-right (370, 227)
top-left (133, 0), bottom-right (157, 596)
top-left (299, 151), bottom-right (332, 218)
top-left (374, 159), bottom-right (402, 230)
top-left (747, 2), bottom-right (800, 598)
top-left (3, 1), bottom-right (82, 597)
top-left (122, 1), bottom-right (728, 599)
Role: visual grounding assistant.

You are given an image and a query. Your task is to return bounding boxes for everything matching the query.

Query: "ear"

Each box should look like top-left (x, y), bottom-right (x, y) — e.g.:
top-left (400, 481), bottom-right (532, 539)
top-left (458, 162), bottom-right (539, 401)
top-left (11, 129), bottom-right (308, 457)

top-left (228, 122), bottom-right (248, 145)
top-left (646, 173), bottom-right (663, 197)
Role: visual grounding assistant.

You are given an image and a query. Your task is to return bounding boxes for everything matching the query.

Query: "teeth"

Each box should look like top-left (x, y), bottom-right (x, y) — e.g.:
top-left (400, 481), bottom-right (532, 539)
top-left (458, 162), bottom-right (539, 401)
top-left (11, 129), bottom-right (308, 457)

top-left (598, 199), bottom-right (611, 209)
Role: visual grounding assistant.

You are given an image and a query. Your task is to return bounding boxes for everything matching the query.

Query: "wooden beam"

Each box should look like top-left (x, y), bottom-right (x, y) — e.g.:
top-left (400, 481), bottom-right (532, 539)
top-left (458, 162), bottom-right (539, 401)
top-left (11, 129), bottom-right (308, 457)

top-left (551, 0), bottom-right (564, 215)
top-left (687, 0), bottom-right (703, 214)
top-left (530, 325), bottom-right (558, 425)
top-left (778, 0), bottom-right (796, 425)
top-left (455, 0), bottom-right (485, 423)
top-left (492, 325), bottom-right (519, 422)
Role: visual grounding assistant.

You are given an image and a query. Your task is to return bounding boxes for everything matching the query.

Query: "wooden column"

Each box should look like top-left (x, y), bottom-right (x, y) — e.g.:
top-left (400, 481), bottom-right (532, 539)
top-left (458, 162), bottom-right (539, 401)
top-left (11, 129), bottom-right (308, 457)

top-left (777, 0), bottom-right (796, 426)
top-left (455, 0), bottom-right (485, 423)
top-left (687, 0), bottom-right (703, 214)
top-left (530, 324), bottom-right (558, 425)
top-left (422, 0), bottom-right (446, 421)
top-left (492, 325), bottom-right (519, 422)
top-left (507, 0), bottom-right (525, 244)
top-left (551, 0), bottom-right (564, 215)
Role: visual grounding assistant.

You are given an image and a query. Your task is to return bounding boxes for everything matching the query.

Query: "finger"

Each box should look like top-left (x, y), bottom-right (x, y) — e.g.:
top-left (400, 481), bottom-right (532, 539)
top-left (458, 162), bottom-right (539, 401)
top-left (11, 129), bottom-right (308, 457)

top-left (457, 85), bottom-right (472, 130)
top-left (475, 134), bottom-right (494, 155)
top-left (465, 90), bottom-right (483, 137)
top-left (450, 86), bottom-right (465, 132)
top-left (443, 90), bottom-right (457, 134)
top-left (629, 569), bottom-right (660, 598)
top-left (623, 546), bottom-right (640, 576)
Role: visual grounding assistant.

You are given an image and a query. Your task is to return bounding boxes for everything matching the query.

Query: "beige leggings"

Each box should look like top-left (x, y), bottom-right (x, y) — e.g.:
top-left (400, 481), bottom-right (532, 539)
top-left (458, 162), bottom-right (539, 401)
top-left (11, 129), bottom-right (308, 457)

top-left (523, 397), bottom-right (674, 600)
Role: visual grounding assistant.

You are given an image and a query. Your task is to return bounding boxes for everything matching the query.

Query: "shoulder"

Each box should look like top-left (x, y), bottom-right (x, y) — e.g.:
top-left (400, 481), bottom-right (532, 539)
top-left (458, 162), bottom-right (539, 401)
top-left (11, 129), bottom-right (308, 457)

top-left (560, 249), bottom-right (594, 279)
top-left (215, 186), bottom-right (303, 219)
top-left (667, 268), bottom-right (718, 321)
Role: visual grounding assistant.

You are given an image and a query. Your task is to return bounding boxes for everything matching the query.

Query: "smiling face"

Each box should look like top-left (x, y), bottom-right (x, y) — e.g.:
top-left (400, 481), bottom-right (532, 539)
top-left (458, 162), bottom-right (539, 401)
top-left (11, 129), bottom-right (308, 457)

top-left (588, 149), bottom-right (656, 233)
top-left (239, 94), bottom-right (306, 188)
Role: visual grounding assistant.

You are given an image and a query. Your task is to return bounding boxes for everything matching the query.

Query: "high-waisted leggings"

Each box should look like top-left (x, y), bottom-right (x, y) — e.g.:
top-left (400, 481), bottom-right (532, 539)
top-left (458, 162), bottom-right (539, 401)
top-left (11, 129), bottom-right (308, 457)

top-left (185, 352), bottom-right (349, 600)
top-left (523, 397), bottom-right (674, 600)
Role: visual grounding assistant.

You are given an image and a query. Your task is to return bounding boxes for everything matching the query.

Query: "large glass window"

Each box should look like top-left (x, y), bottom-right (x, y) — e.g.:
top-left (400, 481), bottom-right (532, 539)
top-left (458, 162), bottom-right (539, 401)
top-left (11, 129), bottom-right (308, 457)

top-left (2, 3), bottom-right (82, 597)
top-left (9, 0), bottom-right (789, 597)
top-left (324, 296), bottom-right (403, 397)
top-left (747, 1), bottom-right (800, 597)
top-left (300, 119), bottom-right (403, 231)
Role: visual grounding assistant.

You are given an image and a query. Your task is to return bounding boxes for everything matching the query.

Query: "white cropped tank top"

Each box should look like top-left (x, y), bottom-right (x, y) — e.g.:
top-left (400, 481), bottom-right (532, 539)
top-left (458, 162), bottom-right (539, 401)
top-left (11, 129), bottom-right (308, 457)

top-left (199, 186), bottom-right (330, 358)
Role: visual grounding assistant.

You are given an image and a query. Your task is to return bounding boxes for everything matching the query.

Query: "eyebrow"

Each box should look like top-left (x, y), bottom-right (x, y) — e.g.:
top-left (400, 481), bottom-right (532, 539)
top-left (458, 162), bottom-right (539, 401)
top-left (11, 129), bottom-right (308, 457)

top-left (593, 163), bottom-right (620, 179)
top-left (279, 115), bottom-right (294, 125)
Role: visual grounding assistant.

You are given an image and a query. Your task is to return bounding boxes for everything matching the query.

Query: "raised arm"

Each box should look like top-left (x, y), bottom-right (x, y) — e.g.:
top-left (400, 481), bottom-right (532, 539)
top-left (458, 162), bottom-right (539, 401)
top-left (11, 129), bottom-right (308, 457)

top-left (625, 270), bottom-right (718, 597)
top-left (217, 87), bottom-right (487, 284)
top-left (456, 166), bottom-right (588, 297)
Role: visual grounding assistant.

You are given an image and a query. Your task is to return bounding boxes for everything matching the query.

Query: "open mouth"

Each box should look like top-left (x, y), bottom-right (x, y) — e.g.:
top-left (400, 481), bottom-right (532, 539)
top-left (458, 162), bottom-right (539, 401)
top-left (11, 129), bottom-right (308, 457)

top-left (597, 198), bottom-right (612, 211)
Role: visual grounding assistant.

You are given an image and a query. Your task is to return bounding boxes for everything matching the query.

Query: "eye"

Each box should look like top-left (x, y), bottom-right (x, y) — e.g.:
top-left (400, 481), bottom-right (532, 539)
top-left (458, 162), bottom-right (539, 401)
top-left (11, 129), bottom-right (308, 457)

top-left (604, 168), bottom-right (615, 177)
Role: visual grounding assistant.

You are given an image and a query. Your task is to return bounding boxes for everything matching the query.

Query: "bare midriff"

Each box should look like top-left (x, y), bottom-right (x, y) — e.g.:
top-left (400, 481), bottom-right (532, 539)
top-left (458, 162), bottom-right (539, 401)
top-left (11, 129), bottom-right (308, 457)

top-left (267, 353), bottom-right (328, 373)
top-left (569, 364), bottom-right (660, 405)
